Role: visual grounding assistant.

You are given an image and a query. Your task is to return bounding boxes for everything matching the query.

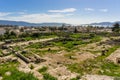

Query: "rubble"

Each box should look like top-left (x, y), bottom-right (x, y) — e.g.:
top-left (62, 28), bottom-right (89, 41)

top-left (0, 56), bottom-right (18, 63)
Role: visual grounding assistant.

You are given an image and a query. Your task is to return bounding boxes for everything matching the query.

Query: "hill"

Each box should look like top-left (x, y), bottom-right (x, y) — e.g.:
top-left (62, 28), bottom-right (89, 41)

top-left (0, 20), bottom-right (69, 27)
top-left (90, 21), bottom-right (120, 27)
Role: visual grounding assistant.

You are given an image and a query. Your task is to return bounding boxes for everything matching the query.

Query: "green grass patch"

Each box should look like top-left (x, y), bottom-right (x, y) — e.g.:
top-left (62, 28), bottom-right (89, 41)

top-left (64, 53), bottom-right (77, 60)
top-left (66, 45), bottom-right (120, 77)
top-left (31, 49), bottom-right (59, 56)
top-left (97, 45), bottom-right (119, 60)
top-left (38, 66), bottom-right (48, 73)
top-left (26, 33), bottom-right (102, 52)
top-left (0, 62), bottom-right (38, 80)
top-left (38, 66), bottom-right (57, 80)
top-left (87, 50), bottom-right (101, 54)
top-left (13, 46), bottom-right (21, 51)
top-left (99, 61), bottom-right (120, 76)
top-left (26, 42), bottom-right (43, 49)
top-left (43, 73), bottom-right (57, 80)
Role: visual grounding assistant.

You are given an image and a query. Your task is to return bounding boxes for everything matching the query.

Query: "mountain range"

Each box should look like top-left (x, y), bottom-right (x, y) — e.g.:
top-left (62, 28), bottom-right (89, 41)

top-left (90, 21), bottom-right (120, 27)
top-left (0, 20), bottom-right (68, 27)
top-left (0, 20), bottom-right (120, 27)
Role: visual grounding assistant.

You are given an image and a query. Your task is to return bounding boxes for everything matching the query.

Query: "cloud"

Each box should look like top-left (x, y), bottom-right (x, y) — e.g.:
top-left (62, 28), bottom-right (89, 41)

top-left (48, 8), bottom-right (76, 13)
top-left (0, 12), bottom-right (11, 17)
top-left (84, 8), bottom-right (108, 12)
top-left (17, 12), bottom-right (26, 15)
top-left (99, 9), bottom-right (108, 12)
top-left (66, 13), bottom-right (74, 16)
top-left (19, 13), bottom-right (65, 18)
top-left (84, 8), bottom-right (94, 11)
top-left (1, 13), bottom-right (74, 23)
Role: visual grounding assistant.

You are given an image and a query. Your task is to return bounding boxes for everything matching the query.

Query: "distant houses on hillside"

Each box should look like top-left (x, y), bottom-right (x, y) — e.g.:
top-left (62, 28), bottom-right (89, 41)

top-left (0, 25), bottom-right (112, 36)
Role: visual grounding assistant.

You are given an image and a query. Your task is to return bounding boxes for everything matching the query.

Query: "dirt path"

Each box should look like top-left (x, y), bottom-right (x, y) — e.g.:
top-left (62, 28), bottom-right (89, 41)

top-left (6, 37), bottom-right (58, 47)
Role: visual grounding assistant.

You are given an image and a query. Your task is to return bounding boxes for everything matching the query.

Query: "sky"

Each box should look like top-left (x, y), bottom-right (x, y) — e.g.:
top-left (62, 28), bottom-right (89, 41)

top-left (0, 0), bottom-right (119, 24)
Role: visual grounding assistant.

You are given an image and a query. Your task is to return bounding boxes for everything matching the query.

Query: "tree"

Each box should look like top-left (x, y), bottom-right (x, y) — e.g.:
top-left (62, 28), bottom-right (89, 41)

top-left (10, 31), bottom-right (17, 36)
top-left (4, 29), bottom-right (10, 39)
top-left (86, 25), bottom-right (93, 33)
top-left (112, 23), bottom-right (120, 33)
top-left (61, 24), bottom-right (65, 31)
top-left (20, 27), bottom-right (24, 32)
top-left (74, 27), bottom-right (78, 33)
top-left (32, 33), bottom-right (39, 38)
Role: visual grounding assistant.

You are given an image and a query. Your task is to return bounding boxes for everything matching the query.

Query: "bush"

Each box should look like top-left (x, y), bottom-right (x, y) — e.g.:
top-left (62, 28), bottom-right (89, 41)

top-left (89, 33), bottom-right (95, 38)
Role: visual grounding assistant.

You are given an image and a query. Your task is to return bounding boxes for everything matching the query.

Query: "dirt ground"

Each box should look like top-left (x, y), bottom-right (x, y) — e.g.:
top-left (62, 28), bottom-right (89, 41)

top-left (16, 37), bottom-right (113, 80)
top-left (2, 37), bottom-right (120, 80)
top-left (106, 48), bottom-right (120, 64)
top-left (81, 75), bottom-right (114, 80)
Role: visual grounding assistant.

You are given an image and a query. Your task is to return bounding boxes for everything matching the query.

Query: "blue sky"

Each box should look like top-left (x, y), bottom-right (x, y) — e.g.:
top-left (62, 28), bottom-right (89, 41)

top-left (0, 0), bottom-right (119, 24)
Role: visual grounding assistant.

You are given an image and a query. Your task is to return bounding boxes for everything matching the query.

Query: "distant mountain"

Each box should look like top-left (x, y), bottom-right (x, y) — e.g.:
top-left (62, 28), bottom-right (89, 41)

top-left (90, 21), bottom-right (120, 27)
top-left (0, 20), bottom-right (69, 27)
top-left (0, 20), bottom-right (120, 27)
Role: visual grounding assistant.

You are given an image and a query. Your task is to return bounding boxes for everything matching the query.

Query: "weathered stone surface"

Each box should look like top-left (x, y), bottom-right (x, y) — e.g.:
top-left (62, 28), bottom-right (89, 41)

top-left (81, 75), bottom-right (114, 80)
top-left (5, 71), bottom-right (11, 76)
top-left (107, 48), bottom-right (120, 64)
top-left (15, 52), bottom-right (30, 63)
